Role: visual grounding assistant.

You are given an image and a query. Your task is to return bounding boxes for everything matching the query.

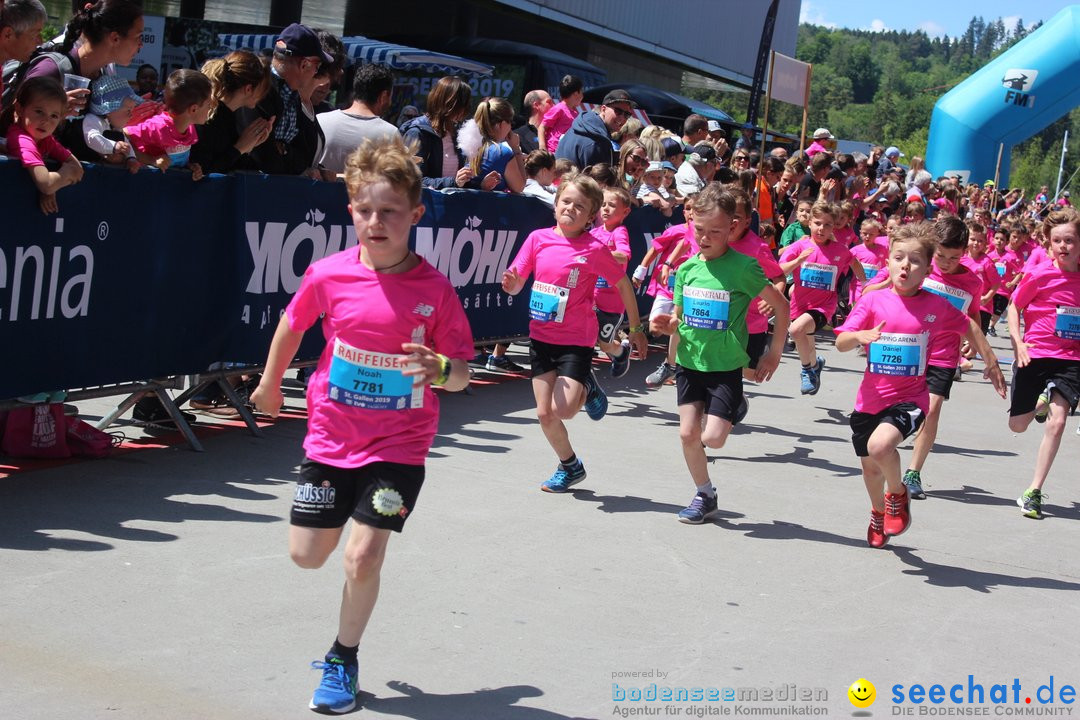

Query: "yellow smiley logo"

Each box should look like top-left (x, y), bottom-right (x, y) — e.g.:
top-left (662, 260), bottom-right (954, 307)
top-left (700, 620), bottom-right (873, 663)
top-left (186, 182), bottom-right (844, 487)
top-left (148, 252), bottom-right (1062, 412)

top-left (848, 678), bottom-right (876, 708)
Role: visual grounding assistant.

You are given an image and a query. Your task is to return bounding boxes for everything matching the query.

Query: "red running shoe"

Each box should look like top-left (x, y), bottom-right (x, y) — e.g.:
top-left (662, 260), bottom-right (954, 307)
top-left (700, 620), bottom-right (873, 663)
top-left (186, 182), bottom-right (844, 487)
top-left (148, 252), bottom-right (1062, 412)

top-left (884, 488), bottom-right (912, 536)
top-left (867, 510), bottom-right (887, 548)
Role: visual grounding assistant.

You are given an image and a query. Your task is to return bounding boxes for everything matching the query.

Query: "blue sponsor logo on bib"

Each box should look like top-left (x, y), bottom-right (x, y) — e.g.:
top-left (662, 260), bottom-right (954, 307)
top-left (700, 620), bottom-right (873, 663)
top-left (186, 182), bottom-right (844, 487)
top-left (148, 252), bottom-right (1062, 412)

top-left (682, 286), bottom-right (731, 330)
top-left (868, 332), bottom-right (928, 377)
top-left (529, 281), bottom-right (569, 323)
top-left (1055, 306), bottom-right (1080, 340)
top-left (328, 339), bottom-right (420, 410)
top-left (800, 262), bottom-right (838, 291)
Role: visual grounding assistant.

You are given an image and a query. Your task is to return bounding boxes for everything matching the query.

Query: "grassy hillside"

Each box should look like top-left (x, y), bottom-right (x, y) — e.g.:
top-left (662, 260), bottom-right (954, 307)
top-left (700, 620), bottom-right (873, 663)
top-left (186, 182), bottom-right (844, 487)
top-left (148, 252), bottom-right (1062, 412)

top-left (685, 17), bottom-right (1078, 193)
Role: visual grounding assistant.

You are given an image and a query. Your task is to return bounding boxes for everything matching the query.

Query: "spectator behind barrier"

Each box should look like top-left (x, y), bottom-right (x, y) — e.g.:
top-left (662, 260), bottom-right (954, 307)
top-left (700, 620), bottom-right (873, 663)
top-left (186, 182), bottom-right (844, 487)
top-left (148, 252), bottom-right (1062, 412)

top-left (192, 50), bottom-right (272, 175)
top-left (617, 138), bottom-right (648, 201)
top-left (682, 113), bottom-right (707, 146)
top-left (674, 143), bottom-right (716, 197)
top-left (0, 0), bottom-right (47, 97)
top-left (637, 160), bottom-right (673, 217)
top-left (81, 74), bottom-right (141, 170)
top-left (310, 29), bottom-right (345, 115)
top-left (396, 104), bottom-right (418, 130)
top-left (235, 22), bottom-right (332, 176)
top-left (458, 96), bottom-right (524, 193)
top-left (583, 162), bottom-right (617, 189)
top-left (5, 0), bottom-right (143, 125)
top-left (135, 62), bottom-right (161, 101)
top-left (400, 75), bottom-right (480, 190)
top-left (555, 87), bottom-right (633, 171)
top-left (318, 62), bottom-right (398, 177)
top-left (125, 68), bottom-right (212, 180)
top-left (522, 148), bottom-right (556, 205)
top-left (3, 76), bottom-right (84, 214)
top-left (300, 29), bottom-right (345, 179)
top-left (538, 73), bottom-right (582, 154)
top-left (513, 88), bottom-right (552, 154)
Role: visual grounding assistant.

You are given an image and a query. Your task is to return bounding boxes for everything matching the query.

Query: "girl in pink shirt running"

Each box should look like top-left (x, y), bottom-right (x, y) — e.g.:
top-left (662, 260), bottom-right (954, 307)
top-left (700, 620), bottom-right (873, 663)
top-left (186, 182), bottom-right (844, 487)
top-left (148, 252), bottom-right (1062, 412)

top-left (251, 136), bottom-right (474, 714)
top-left (1008, 209), bottom-right (1080, 520)
top-left (502, 173), bottom-right (648, 493)
top-left (836, 223), bottom-right (1006, 548)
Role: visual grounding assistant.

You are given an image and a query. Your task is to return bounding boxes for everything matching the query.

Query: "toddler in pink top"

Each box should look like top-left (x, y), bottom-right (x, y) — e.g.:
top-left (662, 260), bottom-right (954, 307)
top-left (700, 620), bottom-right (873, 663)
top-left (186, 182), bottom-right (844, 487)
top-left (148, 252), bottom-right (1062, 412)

top-left (502, 174), bottom-right (648, 493)
top-left (593, 186), bottom-right (634, 377)
top-left (5, 77), bottom-right (84, 215)
top-left (779, 201), bottom-right (864, 396)
top-left (125, 69), bottom-right (212, 180)
top-left (538, 74), bottom-right (583, 153)
top-left (250, 136), bottom-right (474, 712)
top-left (835, 222), bottom-right (1005, 548)
top-left (1007, 209), bottom-right (1080, 520)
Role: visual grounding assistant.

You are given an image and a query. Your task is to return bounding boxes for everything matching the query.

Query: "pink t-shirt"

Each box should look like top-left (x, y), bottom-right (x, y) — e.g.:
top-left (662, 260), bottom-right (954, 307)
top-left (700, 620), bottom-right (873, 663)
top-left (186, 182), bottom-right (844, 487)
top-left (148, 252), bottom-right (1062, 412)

top-left (1022, 245), bottom-right (1053, 274)
top-left (286, 251), bottom-right (475, 469)
top-left (729, 229), bottom-right (783, 334)
top-left (1018, 238), bottom-right (1038, 261)
top-left (1011, 263), bottom-right (1080, 362)
top-left (648, 224), bottom-right (697, 299)
top-left (988, 247), bottom-right (1023, 297)
top-left (510, 227), bottom-right (626, 346)
top-left (5, 125), bottom-right (72, 167)
top-left (541, 101), bottom-right (577, 153)
top-left (125, 112), bottom-right (198, 167)
top-left (834, 227), bottom-right (858, 248)
top-left (592, 224), bottom-right (631, 313)
top-left (921, 262), bottom-right (981, 368)
top-left (837, 289), bottom-right (969, 414)
top-left (849, 240), bottom-right (889, 304)
top-left (780, 236), bottom-right (853, 318)
top-left (961, 254), bottom-right (1001, 313)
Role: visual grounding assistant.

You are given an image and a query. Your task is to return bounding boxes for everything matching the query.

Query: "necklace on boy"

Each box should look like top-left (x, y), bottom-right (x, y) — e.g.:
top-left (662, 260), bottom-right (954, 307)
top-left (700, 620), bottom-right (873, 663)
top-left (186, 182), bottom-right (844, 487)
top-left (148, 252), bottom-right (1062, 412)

top-left (373, 251), bottom-right (413, 272)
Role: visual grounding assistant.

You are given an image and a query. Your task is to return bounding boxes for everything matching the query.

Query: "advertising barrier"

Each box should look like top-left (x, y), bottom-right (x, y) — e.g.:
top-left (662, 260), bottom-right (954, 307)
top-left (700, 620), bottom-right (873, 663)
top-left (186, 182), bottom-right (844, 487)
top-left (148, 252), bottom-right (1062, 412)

top-left (0, 159), bottom-right (678, 400)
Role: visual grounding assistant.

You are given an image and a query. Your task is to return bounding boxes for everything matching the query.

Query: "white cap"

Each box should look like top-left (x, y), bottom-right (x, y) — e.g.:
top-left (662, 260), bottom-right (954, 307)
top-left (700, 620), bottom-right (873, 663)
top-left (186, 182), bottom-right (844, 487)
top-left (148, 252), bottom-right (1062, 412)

top-left (813, 127), bottom-right (834, 140)
top-left (644, 160), bottom-right (665, 175)
top-left (707, 120), bottom-right (723, 133)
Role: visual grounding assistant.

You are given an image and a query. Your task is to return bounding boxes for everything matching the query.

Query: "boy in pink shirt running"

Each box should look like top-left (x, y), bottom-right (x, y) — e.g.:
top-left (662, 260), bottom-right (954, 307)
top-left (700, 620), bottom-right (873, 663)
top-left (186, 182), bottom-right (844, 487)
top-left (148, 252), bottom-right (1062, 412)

top-left (1008, 209), bottom-right (1080, 520)
top-left (503, 173), bottom-right (648, 493)
top-left (125, 69), bottom-right (212, 180)
top-left (836, 223), bottom-right (1006, 548)
top-left (537, 74), bottom-right (583, 154)
top-left (251, 136), bottom-right (474, 714)
top-left (780, 201), bottom-right (865, 395)
top-left (901, 216), bottom-right (1004, 499)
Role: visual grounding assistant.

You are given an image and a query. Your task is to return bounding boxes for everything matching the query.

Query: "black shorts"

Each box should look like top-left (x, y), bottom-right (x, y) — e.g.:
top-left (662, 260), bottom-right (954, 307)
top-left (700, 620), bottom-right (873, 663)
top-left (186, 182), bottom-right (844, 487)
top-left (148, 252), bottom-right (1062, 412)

top-left (675, 366), bottom-right (743, 421)
top-left (849, 402), bottom-right (925, 457)
top-left (745, 332), bottom-right (768, 370)
top-left (595, 309), bottom-right (624, 344)
top-left (925, 364), bottom-right (956, 400)
top-left (1009, 357), bottom-right (1080, 417)
top-left (799, 309), bottom-right (828, 332)
top-left (529, 338), bottom-right (593, 384)
top-left (292, 459), bottom-right (425, 532)
top-left (979, 310), bottom-right (992, 335)
top-left (993, 294), bottom-right (1009, 316)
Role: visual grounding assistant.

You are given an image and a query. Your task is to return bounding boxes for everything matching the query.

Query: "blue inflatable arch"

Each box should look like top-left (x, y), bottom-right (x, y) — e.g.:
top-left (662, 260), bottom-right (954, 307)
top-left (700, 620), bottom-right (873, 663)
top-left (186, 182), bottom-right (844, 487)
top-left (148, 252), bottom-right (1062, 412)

top-left (925, 5), bottom-right (1080, 186)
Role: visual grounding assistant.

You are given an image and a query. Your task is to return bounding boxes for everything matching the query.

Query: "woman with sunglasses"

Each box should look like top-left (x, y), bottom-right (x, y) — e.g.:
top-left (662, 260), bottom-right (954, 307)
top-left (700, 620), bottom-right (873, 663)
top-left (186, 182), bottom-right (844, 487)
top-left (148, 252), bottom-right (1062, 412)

top-left (618, 138), bottom-right (649, 203)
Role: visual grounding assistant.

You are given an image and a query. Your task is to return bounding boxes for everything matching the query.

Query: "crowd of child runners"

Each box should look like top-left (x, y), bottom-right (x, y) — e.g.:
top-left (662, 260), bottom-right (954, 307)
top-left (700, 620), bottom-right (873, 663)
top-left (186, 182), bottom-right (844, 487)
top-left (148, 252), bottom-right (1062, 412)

top-left (4, 7), bottom-right (1078, 714)
top-left (244, 121), bottom-right (1079, 712)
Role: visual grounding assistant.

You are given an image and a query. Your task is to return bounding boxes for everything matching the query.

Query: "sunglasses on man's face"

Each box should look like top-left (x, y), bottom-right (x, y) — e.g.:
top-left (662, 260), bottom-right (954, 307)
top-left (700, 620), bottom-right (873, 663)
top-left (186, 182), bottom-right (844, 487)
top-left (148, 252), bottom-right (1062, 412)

top-left (609, 106), bottom-right (633, 120)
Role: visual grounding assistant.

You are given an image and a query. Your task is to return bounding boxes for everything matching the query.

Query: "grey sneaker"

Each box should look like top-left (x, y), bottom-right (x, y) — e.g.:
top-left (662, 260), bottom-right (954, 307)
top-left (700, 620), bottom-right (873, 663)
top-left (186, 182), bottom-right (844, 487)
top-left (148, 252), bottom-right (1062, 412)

top-left (645, 362), bottom-right (676, 388)
top-left (902, 469), bottom-right (926, 499)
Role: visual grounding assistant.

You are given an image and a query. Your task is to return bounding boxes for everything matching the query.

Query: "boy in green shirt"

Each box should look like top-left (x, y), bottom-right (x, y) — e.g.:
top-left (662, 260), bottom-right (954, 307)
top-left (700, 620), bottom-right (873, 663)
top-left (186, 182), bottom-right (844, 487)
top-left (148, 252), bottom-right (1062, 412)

top-left (655, 183), bottom-right (791, 524)
top-left (780, 199), bottom-right (812, 248)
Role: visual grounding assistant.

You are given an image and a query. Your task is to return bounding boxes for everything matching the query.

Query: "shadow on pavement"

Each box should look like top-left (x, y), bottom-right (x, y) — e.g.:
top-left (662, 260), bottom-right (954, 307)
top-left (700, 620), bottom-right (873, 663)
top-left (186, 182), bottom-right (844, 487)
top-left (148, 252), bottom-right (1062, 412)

top-left (891, 547), bottom-right (1080, 593)
top-left (720, 445), bottom-right (861, 477)
top-left (716, 518), bottom-right (868, 549)
top-left (0, 442), bottom-right (289, 552)
top-left (359, 681), bottom-right (591, 719)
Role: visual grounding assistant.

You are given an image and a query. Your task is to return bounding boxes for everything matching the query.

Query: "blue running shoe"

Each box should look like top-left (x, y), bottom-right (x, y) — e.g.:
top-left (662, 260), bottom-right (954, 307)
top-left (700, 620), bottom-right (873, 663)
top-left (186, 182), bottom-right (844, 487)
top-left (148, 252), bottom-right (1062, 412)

top-left (541, 460), bottom-right (587, 493)
top-left (677, 491), bottom-right (718, 524)
top-left (609, 340), bottom-right (631, 378)
top-left (309, 655), bottom-right (358, 714)
top-left (807, 355), bottom-right (824, 395)
top-left (799, 366), bottom-right (815, 395)
top-left (814, 355), bottom-right (825, 373)
top-left (583, 372), bottom-right (608, 420)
